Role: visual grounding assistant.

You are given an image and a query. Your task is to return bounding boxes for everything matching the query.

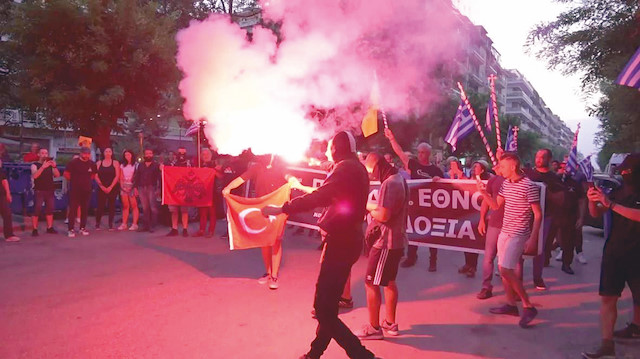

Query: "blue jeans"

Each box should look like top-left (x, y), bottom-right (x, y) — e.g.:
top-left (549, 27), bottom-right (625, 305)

top-left (138, 186), bottom-right (158, 230)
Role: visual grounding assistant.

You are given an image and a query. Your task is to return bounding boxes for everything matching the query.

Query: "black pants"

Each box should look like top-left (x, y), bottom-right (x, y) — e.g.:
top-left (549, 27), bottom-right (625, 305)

top-left (464, 252), bottom-right (479, 270)
top-left (96, 188), bottom-right (118, 228)
top-left (558, 215), bottom-right (577, 266)
top-left (308, 236), bottom-right (373, 359)
top-left (68, 189), bottom-right (91, 230)
top-left (0, 195), bottom-right (14, 239)
top-left (575, 225), bottom-right (584, 253)
top-left (406, 245), bottom-right (438, 263)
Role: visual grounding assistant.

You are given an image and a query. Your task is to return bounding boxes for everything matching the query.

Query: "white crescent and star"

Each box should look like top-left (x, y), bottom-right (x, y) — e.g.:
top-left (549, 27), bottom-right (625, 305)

top-left (238, 208), bottom-right (276, 235)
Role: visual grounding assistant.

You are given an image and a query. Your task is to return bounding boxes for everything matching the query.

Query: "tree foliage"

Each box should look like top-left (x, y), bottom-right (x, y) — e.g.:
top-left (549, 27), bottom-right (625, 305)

top-left (527, 0), bottom-right (640, 168)
top-left (7, 0), bottom-right (180, 150)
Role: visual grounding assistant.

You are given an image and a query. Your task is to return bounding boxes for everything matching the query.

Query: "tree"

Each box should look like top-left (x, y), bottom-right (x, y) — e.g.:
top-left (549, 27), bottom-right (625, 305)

top-left (8, 0), bottom-right (180, 150)
top-left (527, 0), bottom-right (640, 169)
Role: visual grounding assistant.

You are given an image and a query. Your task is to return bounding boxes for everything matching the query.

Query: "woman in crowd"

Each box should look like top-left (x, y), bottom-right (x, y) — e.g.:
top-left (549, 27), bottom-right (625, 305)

top-left (118, 149), bottom-right (139, 231)
top-left (95, 148), bottom-right (121, 230)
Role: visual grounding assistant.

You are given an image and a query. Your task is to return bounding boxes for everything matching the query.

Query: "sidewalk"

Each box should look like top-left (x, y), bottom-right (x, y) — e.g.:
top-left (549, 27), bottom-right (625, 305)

top-left (0, 222), bottom-right (637, 359)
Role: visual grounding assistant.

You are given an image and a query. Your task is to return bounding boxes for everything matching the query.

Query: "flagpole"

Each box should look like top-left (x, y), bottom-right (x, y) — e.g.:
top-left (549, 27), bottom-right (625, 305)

top-left (197, 119), bottom-right (201, 168)
top-left (457, 82), bottom-right (498, 166)
top-left (488, 74), bottom-right (502, 149)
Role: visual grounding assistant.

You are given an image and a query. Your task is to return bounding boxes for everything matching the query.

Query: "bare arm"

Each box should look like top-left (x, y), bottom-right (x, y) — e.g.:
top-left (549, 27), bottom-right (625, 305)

top-left (588, 187), bottom-right (640, 222)
top-left (109, 161), bottom-right (120, 188)
top-left (526, 202), bottom-right (543, 253)
top-left (367, 202), bottom-right (391, 222)
top-left (2, 179), bottom-right (10, 201)
top-left (478, 200), bottom-right (489, 235)
top-left (287, 176), bottom-right (316, 194)
top-left (95, 161), bottom-right (104, 187)
top-left (222, 176), bottom-right (246, 196)
top-left (384, 128), bottom-right (410, 170)
top-left (587, 187), bottom-right (608, 218)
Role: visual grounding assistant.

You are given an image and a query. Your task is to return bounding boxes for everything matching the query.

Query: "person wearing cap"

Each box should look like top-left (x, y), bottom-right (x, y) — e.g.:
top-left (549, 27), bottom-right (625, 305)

top-left (63, 147), bottom-right (97, 238)
top-left (262, 131), bottom-right (375, 359)
top-left (582, 153), bottom-right (640, 359)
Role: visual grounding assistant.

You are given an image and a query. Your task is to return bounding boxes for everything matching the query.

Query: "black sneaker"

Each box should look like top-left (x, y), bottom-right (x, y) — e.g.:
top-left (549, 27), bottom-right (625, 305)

top-left (32, 229), bottom-right (39, 237)
top-left (519, 307), bottom-right (538, 328)
top-left (489, 304), bottom-right (519, 316)
top-left (561, 265), bottom-right (575, 275)
top-left (534, 279), bottom-right (547, 290)
top-left (613, 322), bottom-right (640, 339)
top-left (46, 227), bottom-right (58, 234)
top-left (166, 229), bottom-right (179, 237)
top-left (182, 229), bottom-right (188, 237)
top-left (400, 257), bottom-right (417, 268)
top-left (477, 288), bottom-right (493, 300)
top-left (582, 340), bottom-right (615, 359)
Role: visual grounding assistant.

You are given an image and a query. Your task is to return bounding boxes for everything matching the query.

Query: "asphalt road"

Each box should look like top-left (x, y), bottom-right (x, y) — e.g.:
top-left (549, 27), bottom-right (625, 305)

top-left (0, 222), bottom-right (638, 359)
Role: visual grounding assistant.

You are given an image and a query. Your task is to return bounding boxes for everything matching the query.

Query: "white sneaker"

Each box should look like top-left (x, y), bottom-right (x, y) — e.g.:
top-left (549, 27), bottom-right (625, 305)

top-left (68, 230), bottom-right (76, 238)
top-left (555, 250), bottom-right (563, 261)
top-left (269, 277), bottom-right (279, 290)
top-left (356, 323), bottom-right (384, 340)
top-left (129, 224), bottom-right (139, 231)
top-left (117, 223), bottom-right (127, 230)
top-left (576, 252), bottom-right (587, 264)
top-left (64, 218), bottom-right (69, 224)
top-left (381, 320), bottom-right (399, 336)
top-left (5, 236), bottom-right (20, 242)
top-left (79, 228), bottom-right (89, 236)
top-left (258, 273), bottom-right (270, 285)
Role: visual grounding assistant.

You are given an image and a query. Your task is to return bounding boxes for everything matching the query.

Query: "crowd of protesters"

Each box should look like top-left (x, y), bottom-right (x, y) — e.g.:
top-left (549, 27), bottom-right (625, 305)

top-left (0, 134), bottom-right (638, 359)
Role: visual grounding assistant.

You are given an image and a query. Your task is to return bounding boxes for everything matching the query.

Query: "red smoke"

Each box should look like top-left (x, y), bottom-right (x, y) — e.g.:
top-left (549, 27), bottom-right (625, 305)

top-left (177, 0), bottom-right (463, 160)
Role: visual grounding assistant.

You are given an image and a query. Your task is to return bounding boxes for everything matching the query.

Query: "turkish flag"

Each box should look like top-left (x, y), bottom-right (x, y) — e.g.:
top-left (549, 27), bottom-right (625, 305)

top-left (162, 167), bottom-right (216, 207)
top-left (225, 184), bottom-right (291, 250)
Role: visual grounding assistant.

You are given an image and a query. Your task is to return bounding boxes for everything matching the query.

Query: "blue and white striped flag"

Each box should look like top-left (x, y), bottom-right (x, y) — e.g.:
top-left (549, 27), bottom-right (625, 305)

top-left (578, 155), bottom-right (594, 182)
top-left (565, 125), bottom-right (580, 176)
top-left (505, 125), bottom-right (518, 152)
top-left (445, 100), bottom-right (475, 151)
top-left (185, 121), bottom-right (199, 136)
top-left (617, 46), bottom-right (640, 90)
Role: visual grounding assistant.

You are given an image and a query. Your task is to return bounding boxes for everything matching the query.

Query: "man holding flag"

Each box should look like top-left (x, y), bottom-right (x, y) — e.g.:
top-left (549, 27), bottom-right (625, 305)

top-left (223, 154), bottom-right (288, 290)
top-left (262, 131), bottom-right (376, 359)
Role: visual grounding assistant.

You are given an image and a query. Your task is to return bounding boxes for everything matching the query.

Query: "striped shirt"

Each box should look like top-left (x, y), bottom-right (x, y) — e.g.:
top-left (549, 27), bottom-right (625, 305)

top-left (498, 176), bottom-right (540, 236)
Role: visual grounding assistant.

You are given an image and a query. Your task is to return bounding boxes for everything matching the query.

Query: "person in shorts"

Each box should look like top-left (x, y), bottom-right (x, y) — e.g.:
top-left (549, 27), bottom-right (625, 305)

top-left (356, 153), bottom-right (408, 340)
top-left (582, 153), bottom-right (640, 359)
top-left (478, 152), bottom-right (541, 328)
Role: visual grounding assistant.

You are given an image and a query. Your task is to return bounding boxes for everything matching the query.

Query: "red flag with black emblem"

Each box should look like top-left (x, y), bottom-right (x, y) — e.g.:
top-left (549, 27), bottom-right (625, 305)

top-left (225, 184), bottom-right (291, 250)
top-left (162, 167), bottom-right (216, 207)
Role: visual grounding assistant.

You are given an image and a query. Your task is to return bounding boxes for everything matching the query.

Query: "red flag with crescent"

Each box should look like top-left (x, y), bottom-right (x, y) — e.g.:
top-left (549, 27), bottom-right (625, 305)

top-left (225, 184), bottom-right (291, 250)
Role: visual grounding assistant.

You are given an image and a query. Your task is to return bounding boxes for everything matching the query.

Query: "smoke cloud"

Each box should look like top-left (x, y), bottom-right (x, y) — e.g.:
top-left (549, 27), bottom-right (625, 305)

top-left (177, 0), bottom-right (463, 160)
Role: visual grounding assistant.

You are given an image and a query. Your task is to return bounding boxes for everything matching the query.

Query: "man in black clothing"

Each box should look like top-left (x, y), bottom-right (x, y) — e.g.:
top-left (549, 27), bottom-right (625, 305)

top-left (166, 146), bottom-right (192, 237)
top-left (583, 153), bottom-right (640, 359)
top-left (64, 147), bottom-right (97, 238)
top-left (524, 148), bottom-right (564, 289)
top-left (0, 169), bottom-right (20, 242)
top-left (262, 131), bottom-right (375, 359)
top-left (31, 148), bottom-right (61, 236)
top-left (384, 127), bottom-right (443, 271)
top-left (134, 149), bottom-right (162, 232)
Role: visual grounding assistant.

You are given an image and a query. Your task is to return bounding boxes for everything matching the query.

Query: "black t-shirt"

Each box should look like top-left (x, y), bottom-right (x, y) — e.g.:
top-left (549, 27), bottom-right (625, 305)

top-left (605, 189), bottom-right (640, 257)
top-left (525, 168), bottom-right (564, 217)
top-left (33, 162), bottom-right (55, 191)
top-left (562, 176), bottom-right (585, 213)
top-left (65, 158), bottom-right (97, 192)
top-left (407, 158), bottom-right (444, 180)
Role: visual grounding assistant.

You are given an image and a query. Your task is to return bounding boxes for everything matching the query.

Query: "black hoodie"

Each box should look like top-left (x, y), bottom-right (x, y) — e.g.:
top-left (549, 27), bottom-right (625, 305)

top-left (282, 132), bottom-right (369, 245)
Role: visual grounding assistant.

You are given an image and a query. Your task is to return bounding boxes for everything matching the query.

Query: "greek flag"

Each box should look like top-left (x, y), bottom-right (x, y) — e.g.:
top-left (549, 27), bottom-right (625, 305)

top-left (185, 121), bottom-right (199, 136)
top-left (445, 100), bottom-right (474, 151)
top-left (617, 46), bottom-right (640, 90)
top-left (505, 125), bottom-right (517, 152)
top-left (565, 125), bottom-right (580, 176)
top-left (578, 155), bottom-right (594, 182)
